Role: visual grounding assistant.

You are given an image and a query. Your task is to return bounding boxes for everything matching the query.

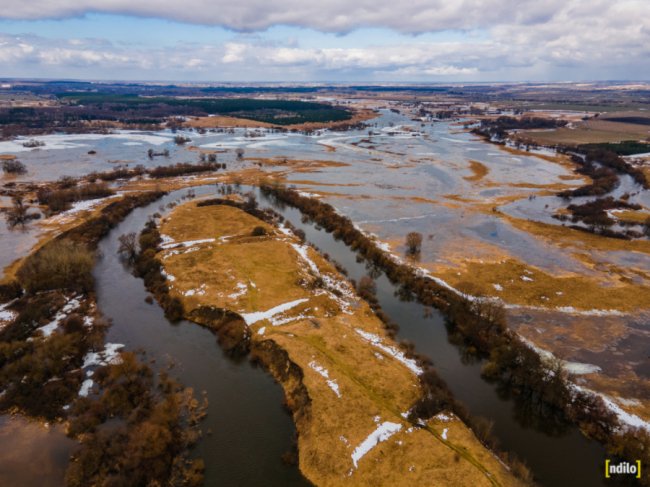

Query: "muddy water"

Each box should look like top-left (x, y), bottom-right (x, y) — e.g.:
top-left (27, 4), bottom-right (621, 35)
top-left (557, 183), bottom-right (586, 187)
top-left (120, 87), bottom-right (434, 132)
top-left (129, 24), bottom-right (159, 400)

top-left (258, 189), bottom-right (608, 487)
top-left (93, 187), bottom-right (309, 486)
top-left (0, 415), bottom-right (75, 487)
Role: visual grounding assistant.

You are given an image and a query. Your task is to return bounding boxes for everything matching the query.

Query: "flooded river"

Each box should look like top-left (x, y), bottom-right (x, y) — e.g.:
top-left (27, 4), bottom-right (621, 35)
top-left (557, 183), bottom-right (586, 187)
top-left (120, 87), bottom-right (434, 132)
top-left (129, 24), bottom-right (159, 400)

top-left (1, 108), bottom-right (644, 485)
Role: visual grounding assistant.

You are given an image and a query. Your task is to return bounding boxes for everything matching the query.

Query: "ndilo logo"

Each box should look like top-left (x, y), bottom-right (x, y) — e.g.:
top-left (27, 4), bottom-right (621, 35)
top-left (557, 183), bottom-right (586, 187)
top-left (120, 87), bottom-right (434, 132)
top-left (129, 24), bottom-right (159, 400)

top-left (605, 460), bottom-right (642, 479)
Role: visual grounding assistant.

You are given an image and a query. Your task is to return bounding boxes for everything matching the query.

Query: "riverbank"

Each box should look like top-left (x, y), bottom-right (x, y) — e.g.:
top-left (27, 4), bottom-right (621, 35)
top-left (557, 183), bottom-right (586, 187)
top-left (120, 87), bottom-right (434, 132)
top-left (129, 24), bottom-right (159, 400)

top-left (157, 199), bottom-right (524, 486)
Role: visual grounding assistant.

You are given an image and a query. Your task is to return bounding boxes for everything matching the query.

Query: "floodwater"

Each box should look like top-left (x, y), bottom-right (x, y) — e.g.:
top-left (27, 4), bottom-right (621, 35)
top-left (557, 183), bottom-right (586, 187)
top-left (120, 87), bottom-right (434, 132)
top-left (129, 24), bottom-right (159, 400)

top-left (1, 108), bottom-right (647, 485)
top-left (0, 415), bottom-right (75, 487)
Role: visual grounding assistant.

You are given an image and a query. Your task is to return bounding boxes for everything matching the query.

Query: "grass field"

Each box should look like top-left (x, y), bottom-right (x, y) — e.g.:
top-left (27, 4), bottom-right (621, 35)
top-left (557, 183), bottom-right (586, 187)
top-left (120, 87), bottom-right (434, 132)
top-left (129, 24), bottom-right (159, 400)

top-left (519, 115), bottom-right (650, 146)
top-left (159, 202), bottom-right (523, 487)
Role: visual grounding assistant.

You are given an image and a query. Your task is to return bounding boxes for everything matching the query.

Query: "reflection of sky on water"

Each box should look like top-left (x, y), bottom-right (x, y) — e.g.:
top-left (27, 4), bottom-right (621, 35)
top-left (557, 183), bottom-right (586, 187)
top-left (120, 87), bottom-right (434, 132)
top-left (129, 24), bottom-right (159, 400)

top-left (1, 108), bottom-right (648, 281)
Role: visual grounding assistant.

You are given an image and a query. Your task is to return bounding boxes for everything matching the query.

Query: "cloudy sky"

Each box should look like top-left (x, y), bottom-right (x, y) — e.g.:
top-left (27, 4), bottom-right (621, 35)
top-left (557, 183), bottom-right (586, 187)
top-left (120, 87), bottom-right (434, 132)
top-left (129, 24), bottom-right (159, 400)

top-left (0, 0), bottom-right (648, 82)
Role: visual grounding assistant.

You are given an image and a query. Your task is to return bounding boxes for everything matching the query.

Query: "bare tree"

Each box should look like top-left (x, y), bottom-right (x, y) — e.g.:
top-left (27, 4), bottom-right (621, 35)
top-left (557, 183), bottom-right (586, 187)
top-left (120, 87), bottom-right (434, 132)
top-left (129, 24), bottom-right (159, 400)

top-left (6, 195), bottom-right (29, 228)
top-left (405, 232), bottom-right (423, 255)
top-left (357, 275), bottom-right (377, 297)
top-left (118, 232), bottom-right (138, 263)
top-left (2, 159), bottom-right (27, 174)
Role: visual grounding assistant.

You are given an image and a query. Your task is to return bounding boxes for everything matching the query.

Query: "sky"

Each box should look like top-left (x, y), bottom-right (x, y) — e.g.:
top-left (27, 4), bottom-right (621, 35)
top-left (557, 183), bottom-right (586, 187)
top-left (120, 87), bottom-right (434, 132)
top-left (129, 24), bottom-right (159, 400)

top-left (0, 0), bottom-right (648, 82)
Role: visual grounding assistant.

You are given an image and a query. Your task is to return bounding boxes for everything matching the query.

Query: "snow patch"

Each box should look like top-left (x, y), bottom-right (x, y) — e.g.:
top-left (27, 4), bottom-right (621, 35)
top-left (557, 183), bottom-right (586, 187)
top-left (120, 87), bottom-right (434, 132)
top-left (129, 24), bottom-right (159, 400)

top-left (79, 379), bottom-right (94, 397)
top-left (228, 282), bottom-right (248, 300)
top-left (240, 298), bottom-right (309, 325)
top-left (36, 297), bottom-right (81, 337)
top-left (355, 329), bottom-right (423, 375)
top-left (521, 337), bottom-right (601, 375)
top-left (351, 421), bottom-right (402, 468)
top-left (161, 238), bottom-right (215, 250)
top-left (309, 361), bottom-right (341, 398)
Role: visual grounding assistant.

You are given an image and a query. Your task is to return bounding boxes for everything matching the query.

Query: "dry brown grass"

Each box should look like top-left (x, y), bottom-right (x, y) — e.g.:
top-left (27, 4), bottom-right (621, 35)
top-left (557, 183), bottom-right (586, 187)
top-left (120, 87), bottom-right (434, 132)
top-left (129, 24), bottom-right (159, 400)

top-left (434, 257), bottom-right (650, 312)
top-left (519, 117), bottom-right (650, 146)
top-left (464, 160), bottom-right (489, 182)
top-left (160, 202), bottom-right (522, 487)
top-left (184, 115), bottom-right (276, 129)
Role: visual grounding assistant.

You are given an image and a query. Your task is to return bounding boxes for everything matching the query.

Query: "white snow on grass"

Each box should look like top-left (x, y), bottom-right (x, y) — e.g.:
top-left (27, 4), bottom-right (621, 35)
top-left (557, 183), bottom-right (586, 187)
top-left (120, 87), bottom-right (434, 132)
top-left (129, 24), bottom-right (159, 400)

top-left (0, 301), bottom-right (16, 324)
top-left (291, 243), bottom-right (319, 274)
top-left (520, 275), bottom-right (534, 282)
top-left (36, 297), bottom-right (81, 337)
top-left (240, 298), bottom-right (309, 325)
top-left (258, 326), bottom-right (266, 336)
top-left (355, 329), bottom-right (423, 375)
top-left (160, 234), bottom-right (175, 246)
top-left (50, 196), bottom-right (119, 222)
top-left (269, 312), bottom-right (313, 327)
top-left (79, 379), bottom-right (94, 397)
top-left (493, 283), bottom-right (503, 291)
top-left (184, 284), bottom-right (207, 297)
top-left (351, 421), bottom-right (402, 468)
top-left (82, 343), bottom-right (124, 370)
top-left (78, 343), bottom-right (124, 397)
top-left (160, 269), bottom-right (176, 282)
top-left (441, 428), bottom-right (449, 440)
top-left (573, 385), bottom-right (650, 432)
top-left (277, 224), bottom-right (293, 237)
top-left (290, 242), bottom-right (355, 314)
top-left (434, 412), bottom-right (452, 422)
top-left (309, 361), bottom-right (341, 398)
top-left (521, 337), bottom-right (601, 375)
top-left (160, 238), bottom-right (215, 249)
top-left (228, 282), bottom-right (248, 300)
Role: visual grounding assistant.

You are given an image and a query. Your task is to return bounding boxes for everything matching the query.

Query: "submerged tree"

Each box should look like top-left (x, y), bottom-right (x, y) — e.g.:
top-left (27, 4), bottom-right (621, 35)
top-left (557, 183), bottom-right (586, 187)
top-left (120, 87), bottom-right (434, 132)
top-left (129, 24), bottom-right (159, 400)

top-left (2, 159), bottom-right (27, 174)
top-left (405, 231), bottom-right (423, 255)
top-left (118, 232), bottom-right (138, 264)
top-left (6, 195), bottom-right (30, 228)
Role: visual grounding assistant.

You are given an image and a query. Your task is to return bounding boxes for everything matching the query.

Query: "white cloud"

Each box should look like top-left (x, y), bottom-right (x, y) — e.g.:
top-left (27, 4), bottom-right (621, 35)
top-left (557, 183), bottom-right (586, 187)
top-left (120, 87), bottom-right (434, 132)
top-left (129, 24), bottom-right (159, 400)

top-left (0, 0), bottom-right (648, 82)
top-left (0, 0), bottom-right (647, 37)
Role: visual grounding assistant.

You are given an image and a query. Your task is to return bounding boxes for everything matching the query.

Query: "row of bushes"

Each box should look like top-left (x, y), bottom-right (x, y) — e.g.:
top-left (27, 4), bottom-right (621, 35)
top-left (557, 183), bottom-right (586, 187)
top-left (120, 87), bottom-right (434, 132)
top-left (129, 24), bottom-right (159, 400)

top-left (259, 184), bottom-right (650, 481)
top-left (36, 182), bottom-right (114, 214)
top-left (552, 196), bottom-right (643, 239)
top-left (132, 220), bottom-right (184, 321)
top-left (558, 147), bottom-right (648, 199)
top-left (148, 161), bottom-right (225, 179)
top-left (472, 116), bottom-right (567, 142)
